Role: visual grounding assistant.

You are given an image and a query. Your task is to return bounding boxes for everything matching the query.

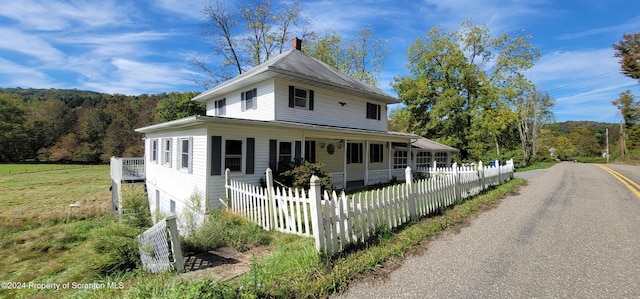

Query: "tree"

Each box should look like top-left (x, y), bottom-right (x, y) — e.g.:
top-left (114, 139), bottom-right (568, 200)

top-left (304, 28), bottom-right (389, 87)
top-left (0, 94), bottom-right (29, 161)
top-left (388, 107), bottom-right (416, 133)
top-left (193, 1), bottom-right (389, 89)
top-left (193, 0), bottom-right (308, 88)
top-left (569, 125), bottom-right (601, 157)
top-left (515, 89), bottom-right (555, 166)
top-left (613, 33), bottom-right (640, 82)
top-left (154, 92), bottom-right (205, 123)
top-left (393, 20), bottom-right (540, 160)
top-left (612, 89), bottom-right (639, 128)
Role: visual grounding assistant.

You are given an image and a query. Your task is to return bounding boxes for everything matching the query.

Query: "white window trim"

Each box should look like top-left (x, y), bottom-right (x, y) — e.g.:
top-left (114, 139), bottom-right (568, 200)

top-left (294, 87), bottom-right (309, 108)
top-left (162, 138), bottom-right (172, 167)
top-left (225, 139), bottom-right (244, 173)
top-left (151, 139), bottom-right (158, 163)
top-left (178, 137), bottom-right (193, 174)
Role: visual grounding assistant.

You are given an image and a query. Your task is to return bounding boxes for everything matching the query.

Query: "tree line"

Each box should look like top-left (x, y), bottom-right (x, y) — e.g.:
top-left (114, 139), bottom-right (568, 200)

top-left (0, 88), bottom-right (204, 163)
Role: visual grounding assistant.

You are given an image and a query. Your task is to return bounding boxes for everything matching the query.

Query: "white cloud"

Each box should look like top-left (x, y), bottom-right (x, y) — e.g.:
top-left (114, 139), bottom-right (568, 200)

top-left (0, 58), bottom-right (56, 88)
top-left (81, 58), bottom-right (194, 95)
top-left (0, 0), bottom-right (132, 31)
top-left (153, 0), bottom-right (206, 20)
top-left (0, 28), bottom-right (64, 62)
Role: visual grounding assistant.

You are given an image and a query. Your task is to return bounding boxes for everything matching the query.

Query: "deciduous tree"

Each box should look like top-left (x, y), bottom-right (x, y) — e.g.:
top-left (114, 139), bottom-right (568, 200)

top-left (393, 20), bottom-right (540, 160)
top-left (515, 89), bottom-right (555, 166)
top-left (613, 33), bottom-right (640, 82)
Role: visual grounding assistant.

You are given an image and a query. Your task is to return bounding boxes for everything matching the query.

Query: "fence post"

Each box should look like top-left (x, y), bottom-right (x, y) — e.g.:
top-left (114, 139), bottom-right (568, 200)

top-left (225, 168), bottom-right (231, 208)
top-left (453, 162), bottom-right (461, 203)
top-left (165, 215), bottom-right (184, 273)
top-left (265, 168), bottom-right (275, 231)
top-left (405, 166), bottom-right (416, 218)
top-left (478, 161), bottom-right (485, 191)
top-left (309, 175), bottom-right (324, 252)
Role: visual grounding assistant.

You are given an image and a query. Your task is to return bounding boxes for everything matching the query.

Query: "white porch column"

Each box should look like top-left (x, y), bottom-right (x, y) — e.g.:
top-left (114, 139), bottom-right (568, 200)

top-left (387, 142), bottom-right (392, 181)
top-left (364, 140), bottom-right (369, 185)
top-left (343, 139), bottom-right (347, 188)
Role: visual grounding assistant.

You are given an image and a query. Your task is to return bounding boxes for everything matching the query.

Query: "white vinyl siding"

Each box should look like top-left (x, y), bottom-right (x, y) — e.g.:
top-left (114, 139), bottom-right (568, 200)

top-left (205, 80), bottom-right (275, 121)
top-left (274, 79), bottom-right (388, 131)
top-left (144, 127), bottom-right (208, 225)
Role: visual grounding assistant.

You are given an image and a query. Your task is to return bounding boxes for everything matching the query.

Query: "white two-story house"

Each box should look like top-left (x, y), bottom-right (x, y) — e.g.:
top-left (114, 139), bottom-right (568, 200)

top-left (135, 38), bottom-right (457, 217)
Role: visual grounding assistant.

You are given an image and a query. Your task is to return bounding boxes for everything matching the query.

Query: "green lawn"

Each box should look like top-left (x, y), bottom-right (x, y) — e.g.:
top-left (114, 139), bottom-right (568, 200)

top-left (0, 164), bottom-right (114, 298)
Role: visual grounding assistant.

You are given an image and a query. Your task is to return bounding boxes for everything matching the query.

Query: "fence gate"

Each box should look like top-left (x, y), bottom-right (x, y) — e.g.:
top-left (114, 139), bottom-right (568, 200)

top-left (137, 215), bottom-right (184, 273)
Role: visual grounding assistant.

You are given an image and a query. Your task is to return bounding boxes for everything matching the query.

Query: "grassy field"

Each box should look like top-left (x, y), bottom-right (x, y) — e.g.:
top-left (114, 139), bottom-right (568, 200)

top-left (0, 163), bottom-right (526, 298)
top-left (0, 164), bottom-right (114, 298)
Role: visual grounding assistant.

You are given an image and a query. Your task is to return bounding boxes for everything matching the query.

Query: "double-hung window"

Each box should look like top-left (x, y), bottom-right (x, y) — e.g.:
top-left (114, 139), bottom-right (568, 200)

top-left (242, 88), bottom-right (257, 111)
top-left (435, 152), bottom-right (447, 168)
top-left (179, 137), bottom-right (192, 173)
top-left (214, 98), bottom-right (226, 116)
top-left (288, 86), bottom-right (314, 110)
top-left (279, 142), bottom-right (292, 163)
top-left (370, 143), bottom-right (384, 163)
top-left (225, 140), bottom-right (243, 172)
top-left (366, 102), bottom-right (381, 120)
top-left (151, 139), bottom-right (158, 163)
top-left (163, 138), bottom-right (172, 166)
top-left (347, 143), bottom-right (363, 164)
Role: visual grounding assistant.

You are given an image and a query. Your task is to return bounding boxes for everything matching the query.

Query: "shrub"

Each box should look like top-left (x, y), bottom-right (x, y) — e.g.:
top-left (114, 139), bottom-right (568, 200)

top-left (120, 184), bottom-right (152, 229)
top-left (181, 211), bottom-right (271, 254)
top-left (275, 159), bottom-right (333, 191)
top-left (90, 222), bottom-right (144, 276)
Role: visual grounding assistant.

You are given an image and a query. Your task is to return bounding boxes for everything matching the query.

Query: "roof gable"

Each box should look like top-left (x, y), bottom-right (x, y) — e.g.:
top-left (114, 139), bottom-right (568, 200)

top-left (192, 49), bottom-right (398, 104)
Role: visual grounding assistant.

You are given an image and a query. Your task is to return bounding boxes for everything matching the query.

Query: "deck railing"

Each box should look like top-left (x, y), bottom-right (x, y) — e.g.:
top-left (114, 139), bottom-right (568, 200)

top-left (110, 157), bottom-right (145, 181)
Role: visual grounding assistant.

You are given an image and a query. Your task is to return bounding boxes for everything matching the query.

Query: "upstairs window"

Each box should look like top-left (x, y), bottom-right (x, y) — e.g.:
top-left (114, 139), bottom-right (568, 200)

top-left (225, 140), bottom-right (243, 172)
top-left (242, 88), bottom-right (257, 111)
top-left (366, 102), bottom-right (381, 120)
top-left (289, 86), bottom-right (314, 110)
top-left (214, 98), bottom-right (226, 116)
top-left (370, 143), bottom-right (384, 163)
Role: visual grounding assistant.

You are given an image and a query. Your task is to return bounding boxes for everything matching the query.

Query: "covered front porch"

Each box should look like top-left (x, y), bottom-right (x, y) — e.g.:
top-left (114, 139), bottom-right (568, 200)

top-left (300, 135), bottom-right (414, 190)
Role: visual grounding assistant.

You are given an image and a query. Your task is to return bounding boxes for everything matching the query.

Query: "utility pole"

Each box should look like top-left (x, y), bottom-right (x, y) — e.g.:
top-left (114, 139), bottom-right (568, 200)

top-left (620, 111), bottom-right (625, 162)
top-left (606, 128), bottom-right (609, 164)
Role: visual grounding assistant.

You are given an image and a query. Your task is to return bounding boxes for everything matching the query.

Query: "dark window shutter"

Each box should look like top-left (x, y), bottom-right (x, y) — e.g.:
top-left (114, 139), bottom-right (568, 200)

top-left (246, 138), bottom-right (255, 174)
top-left (211, 136), bottom-right (222, 175)
top-left (295, 141), bottom-right (302, 161)
top-left (269, 139), bottom-right (277, 170)
top-left (309, 90), bottom-right (314, 110)
top-left (288, 86), bottom-right (294, 107)
top-left (377, 104), bottom-right (381, 120)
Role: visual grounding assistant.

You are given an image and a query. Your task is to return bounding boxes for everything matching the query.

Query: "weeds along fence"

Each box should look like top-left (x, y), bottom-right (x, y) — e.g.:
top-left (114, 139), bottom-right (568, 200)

top-left (137, 215), bottom-right (185, 273)
top-left (226, 160), bottom-right (514, 256)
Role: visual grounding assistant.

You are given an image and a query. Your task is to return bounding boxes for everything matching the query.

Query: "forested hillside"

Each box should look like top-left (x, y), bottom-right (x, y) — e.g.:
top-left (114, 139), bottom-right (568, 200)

top-left (0, 88), bottom-right (204, 163)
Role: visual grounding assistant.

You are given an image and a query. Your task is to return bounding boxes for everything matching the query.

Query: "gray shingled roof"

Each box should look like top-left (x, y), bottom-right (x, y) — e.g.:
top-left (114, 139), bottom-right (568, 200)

top-left (411, 137), bottom-right (459, 152)
top-left (192, 49), bottom-right (399, 104)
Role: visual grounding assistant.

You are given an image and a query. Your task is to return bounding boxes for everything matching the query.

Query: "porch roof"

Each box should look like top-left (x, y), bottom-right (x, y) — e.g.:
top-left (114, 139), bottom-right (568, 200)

top-left (135, 115), bottom-right (420, 141)
top-left (411, 137), bottom-right (459, 152)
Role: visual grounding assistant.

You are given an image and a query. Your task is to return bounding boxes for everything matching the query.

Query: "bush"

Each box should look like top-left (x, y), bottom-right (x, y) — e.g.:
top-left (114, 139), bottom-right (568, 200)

top-left (274, 159), bottom-right (333, 191)
top-left (120, 184), bottom-right (152, 229)
top-left (181, 211), bottom-right (271, 254)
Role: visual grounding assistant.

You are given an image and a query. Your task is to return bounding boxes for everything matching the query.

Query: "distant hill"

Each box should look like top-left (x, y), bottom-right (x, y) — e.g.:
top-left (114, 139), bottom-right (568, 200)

top-left (0, 87), bottom-right (104, 108)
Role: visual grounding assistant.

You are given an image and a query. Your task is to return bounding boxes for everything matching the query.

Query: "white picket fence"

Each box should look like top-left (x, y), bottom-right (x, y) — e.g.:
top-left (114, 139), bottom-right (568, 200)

top-left (226, 160), bottom-right (514, 256)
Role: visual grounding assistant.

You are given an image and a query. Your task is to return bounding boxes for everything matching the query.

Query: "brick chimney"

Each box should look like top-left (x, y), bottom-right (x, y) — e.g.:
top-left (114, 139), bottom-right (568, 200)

top-left (292, 37), bottom-right (302, 51)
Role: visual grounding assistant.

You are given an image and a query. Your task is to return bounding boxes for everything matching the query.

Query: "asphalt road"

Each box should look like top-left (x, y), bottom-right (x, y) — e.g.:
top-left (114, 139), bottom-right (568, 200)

top-left (335, 162), bottom-right (640, 298)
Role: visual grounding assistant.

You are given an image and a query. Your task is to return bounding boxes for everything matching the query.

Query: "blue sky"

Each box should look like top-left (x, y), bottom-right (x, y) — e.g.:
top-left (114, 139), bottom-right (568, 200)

top-left (1, 0), bottom-right (639, 123)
